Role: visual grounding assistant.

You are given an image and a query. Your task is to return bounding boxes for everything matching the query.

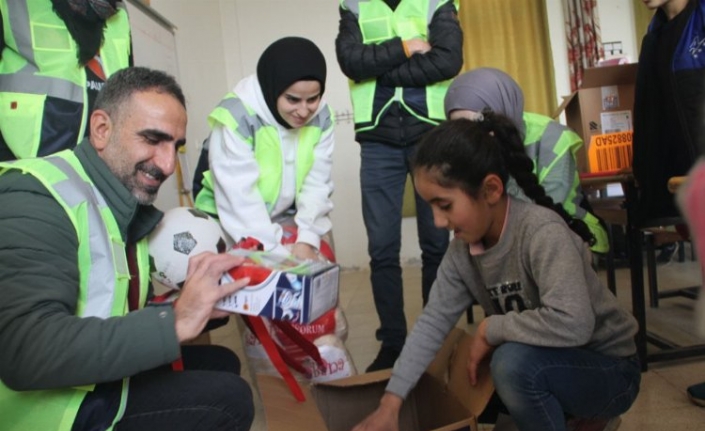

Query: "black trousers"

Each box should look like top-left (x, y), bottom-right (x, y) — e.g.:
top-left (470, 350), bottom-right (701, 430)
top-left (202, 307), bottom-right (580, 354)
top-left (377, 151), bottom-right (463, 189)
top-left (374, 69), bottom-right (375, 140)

top-left (73, 345), bottom-right (254, 431)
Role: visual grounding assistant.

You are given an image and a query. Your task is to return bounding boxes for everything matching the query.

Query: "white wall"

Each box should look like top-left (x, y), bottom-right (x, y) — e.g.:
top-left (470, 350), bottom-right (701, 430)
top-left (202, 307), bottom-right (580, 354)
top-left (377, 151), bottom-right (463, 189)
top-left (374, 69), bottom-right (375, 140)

top-left (146, 0), bottom-right (639, 269)
top-left (148, 0), bottom-right (230, 213)
top-left (599, 0), bottom-right (639, 63)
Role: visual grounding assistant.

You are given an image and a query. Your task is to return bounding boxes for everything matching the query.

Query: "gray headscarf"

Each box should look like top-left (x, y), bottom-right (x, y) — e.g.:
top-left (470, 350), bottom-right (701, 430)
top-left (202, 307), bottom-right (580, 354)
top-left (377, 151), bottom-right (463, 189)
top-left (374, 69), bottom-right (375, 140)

top-left (444, 67), bottom-right (526, 138)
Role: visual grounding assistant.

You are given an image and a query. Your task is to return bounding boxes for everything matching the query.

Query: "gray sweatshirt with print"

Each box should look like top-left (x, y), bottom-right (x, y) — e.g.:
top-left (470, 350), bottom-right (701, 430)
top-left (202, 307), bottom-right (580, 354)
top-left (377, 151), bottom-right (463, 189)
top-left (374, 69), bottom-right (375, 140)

top-left (386, 198), bottom-right (638, 399)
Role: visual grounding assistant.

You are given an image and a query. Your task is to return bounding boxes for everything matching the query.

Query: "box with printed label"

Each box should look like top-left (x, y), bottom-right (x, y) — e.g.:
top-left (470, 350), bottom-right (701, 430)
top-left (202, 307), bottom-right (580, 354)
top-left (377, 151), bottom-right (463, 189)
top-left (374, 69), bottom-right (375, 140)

top-left (217, 250), bottom-right (340, 324)
top-left (553, 63), bottom-right (638, 174)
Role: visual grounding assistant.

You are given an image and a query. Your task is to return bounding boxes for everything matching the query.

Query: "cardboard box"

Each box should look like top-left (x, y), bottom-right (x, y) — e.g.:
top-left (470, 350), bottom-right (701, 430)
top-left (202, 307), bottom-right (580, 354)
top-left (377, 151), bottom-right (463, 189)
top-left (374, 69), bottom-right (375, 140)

top-left (554, 63), bottom-right (638, 173)
top-left (217, 250), bottom-right (340, 324)
top-left (256, 328), bottom-right (495, 431)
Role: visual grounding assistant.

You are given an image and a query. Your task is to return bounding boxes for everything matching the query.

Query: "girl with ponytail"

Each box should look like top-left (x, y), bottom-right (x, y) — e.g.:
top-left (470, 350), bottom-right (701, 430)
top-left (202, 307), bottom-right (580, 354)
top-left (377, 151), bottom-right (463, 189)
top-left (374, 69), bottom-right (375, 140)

top-left (444, 68), bottom-right (609, 254)
top-left (353, 115), bottom-right (640, 431)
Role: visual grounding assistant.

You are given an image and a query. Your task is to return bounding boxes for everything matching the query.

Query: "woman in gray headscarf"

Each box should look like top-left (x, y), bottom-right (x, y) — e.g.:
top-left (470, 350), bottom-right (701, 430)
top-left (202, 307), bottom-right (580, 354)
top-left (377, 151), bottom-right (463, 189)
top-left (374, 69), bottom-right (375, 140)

top-left (444, 67), bottom-right (608, 254)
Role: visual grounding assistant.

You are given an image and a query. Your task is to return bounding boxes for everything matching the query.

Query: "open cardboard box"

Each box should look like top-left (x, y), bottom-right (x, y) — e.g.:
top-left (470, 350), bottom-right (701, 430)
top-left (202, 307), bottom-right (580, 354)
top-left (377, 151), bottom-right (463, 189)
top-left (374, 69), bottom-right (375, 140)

top-left (554, 63), bottom-right (638, 174)
top-left (256, 328), bottom-right (495, 431)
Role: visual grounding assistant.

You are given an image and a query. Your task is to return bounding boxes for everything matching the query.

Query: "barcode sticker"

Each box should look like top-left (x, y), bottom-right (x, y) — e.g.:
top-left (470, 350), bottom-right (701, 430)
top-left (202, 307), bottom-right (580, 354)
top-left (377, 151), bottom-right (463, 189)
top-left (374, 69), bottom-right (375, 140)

top-left (588, 131), bottom-right (633, 173)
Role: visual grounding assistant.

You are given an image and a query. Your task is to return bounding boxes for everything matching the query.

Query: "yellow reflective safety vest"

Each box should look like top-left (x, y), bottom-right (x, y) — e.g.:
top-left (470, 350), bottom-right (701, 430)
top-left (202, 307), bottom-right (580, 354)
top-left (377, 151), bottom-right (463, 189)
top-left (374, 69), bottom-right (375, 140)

top-left (523, 112), bottom-right (609, 253)
top-left (340, 0), bottom-right (456, 131)
top-left (0, 0), bottom-right (131, 159)
top-left (0, 150), bottom-right (150, 431)
top-left (195, 92), bottom-right (333, 216)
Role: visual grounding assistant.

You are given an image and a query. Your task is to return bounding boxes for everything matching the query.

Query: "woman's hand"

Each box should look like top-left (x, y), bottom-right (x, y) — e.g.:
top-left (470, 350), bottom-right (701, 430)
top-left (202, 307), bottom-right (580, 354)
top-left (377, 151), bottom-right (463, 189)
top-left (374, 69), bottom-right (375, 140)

top-left (352, 393), bottom-right (402, 431)
top-left (292, 243), bottom-right (320, 261)
top-left (467, 318), bottom-right (494, 386)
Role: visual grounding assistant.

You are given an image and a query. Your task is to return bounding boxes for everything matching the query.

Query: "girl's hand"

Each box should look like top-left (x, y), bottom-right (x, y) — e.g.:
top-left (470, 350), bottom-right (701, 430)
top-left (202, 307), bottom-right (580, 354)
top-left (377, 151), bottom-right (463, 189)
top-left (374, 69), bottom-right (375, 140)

top-left (352, 393), bottom-right (402, 431)
top-left (467, 318), bottom-right (494, 386)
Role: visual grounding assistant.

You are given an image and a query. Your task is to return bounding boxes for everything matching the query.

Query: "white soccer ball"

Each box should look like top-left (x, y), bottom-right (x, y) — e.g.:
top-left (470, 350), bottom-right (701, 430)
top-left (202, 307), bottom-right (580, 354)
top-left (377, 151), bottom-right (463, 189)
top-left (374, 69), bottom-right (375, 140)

top-left (148, 207), bottom-right (227, 289)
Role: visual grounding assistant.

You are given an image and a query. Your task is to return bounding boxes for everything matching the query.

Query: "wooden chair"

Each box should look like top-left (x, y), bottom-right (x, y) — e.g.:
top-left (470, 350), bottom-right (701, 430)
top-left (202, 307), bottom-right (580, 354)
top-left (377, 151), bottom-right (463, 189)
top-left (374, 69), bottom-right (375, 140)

top-left (643, 176), bottom-right (699, 308)
top-left (643, 227), bottom-right (695, 308)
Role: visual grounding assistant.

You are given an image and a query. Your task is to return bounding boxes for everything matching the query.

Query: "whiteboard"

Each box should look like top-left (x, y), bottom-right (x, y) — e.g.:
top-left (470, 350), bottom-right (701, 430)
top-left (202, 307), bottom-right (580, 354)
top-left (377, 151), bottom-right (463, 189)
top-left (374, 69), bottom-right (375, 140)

top-left (124, 0), bottom-right (186, 211)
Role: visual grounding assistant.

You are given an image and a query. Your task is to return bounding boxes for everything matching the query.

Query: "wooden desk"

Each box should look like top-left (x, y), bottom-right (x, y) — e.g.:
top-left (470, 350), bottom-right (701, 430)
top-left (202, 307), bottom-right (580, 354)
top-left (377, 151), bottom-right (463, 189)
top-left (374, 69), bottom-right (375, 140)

top-left (580, 172), bottom-right (705, 370)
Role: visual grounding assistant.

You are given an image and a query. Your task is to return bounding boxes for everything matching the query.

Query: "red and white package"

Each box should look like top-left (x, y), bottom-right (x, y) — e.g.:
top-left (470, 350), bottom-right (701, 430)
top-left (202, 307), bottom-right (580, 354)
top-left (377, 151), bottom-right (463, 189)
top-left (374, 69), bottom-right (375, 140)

top-left (233, 226), bottom-right (353, 387)
top-left (242, 318), bottom-right (279, 377)
top-left (241, 306), bottom-right (356, 382)
top-left (306, 334), bottom-right (356, 382)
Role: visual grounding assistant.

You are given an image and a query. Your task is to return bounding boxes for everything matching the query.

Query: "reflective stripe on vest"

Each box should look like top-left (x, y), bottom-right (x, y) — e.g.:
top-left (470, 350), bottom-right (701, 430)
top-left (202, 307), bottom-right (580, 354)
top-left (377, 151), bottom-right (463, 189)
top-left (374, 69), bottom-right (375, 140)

top-left (0, 150), bottom-right (150, 430)
top-left (0, 0), bottom-right (131, 158)
top-left (523, 112), bottom-right (609, 253)
top-left (195, 94), bottom-right (331, 216)
top-left (49, 156), bottom-right (132, 317)
top-left (340, 0), bottom-right (454, 129)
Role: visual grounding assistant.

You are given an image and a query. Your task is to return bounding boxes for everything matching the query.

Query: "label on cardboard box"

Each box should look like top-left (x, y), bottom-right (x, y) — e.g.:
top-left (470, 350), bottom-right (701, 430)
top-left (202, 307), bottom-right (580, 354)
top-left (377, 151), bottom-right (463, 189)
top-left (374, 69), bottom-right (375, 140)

top-left (588, 131), bottom-right (633, 173)
top-left (600, 85), bottom-right (620, 110)
top-left (600, 110), bottom-right (632, 134)
top-left (217, 250), bottom-right (339, 324)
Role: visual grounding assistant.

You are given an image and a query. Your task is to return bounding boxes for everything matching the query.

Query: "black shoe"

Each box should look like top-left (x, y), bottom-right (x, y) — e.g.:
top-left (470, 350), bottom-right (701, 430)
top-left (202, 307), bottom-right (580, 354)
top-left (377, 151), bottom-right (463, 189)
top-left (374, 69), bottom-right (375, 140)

top-left (656, 242), bottom-right (678, 264)
top-left (366, 346), bottom-right (402, 372)
top-left (687, 381), bottom-right (705, 407)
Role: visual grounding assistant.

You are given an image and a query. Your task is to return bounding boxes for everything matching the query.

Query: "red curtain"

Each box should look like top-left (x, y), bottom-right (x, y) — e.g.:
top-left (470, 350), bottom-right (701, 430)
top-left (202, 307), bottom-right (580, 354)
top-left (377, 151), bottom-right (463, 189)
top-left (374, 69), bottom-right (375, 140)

top-left (564, 0), bottom-right (604, 91)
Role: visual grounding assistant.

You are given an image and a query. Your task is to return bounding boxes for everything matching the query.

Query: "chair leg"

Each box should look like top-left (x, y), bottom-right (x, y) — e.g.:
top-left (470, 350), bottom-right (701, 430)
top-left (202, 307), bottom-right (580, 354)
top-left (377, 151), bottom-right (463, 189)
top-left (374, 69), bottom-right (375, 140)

top-left (646, 232), bottom-right (659, 308)
top-left (605, 224), bottom-right (617, 295)
top-left (678, 241), bottom-right (686, 262)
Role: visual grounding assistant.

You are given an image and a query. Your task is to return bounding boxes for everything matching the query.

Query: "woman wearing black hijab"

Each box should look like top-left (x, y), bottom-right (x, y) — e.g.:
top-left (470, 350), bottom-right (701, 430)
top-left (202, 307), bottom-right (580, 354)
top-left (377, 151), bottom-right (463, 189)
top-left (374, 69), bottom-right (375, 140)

top-left (194, 36), bottom-right (335, 262)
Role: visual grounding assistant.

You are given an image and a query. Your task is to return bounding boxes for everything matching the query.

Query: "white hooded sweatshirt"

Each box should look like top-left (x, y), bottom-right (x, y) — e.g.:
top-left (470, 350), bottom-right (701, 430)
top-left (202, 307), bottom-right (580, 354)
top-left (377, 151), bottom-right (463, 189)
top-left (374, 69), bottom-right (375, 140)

top-left (208, 74), bottom-right (335, 256)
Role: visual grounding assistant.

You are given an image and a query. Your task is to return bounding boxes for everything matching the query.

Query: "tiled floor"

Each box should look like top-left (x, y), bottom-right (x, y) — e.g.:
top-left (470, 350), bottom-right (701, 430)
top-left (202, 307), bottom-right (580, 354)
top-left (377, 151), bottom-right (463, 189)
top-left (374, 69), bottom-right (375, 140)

top-left (210, 247), bottom-right (705, 430)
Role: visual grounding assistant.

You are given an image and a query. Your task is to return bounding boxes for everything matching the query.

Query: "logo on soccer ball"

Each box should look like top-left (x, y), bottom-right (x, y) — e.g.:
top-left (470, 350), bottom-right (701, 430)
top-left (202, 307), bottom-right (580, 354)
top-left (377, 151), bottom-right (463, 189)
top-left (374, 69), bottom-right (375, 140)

top-left (173, 231), bottom-right (197, 255)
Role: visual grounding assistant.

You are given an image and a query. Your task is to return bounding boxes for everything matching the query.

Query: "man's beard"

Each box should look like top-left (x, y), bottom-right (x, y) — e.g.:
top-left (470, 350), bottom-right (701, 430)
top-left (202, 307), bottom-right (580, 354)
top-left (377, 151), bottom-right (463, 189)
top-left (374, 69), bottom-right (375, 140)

top-left (51, 0), bottom-right (108, 65)
top-left (103, 137), bottom-right (168, 205)
top-left (124, 161), bottom-right (167, 205)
